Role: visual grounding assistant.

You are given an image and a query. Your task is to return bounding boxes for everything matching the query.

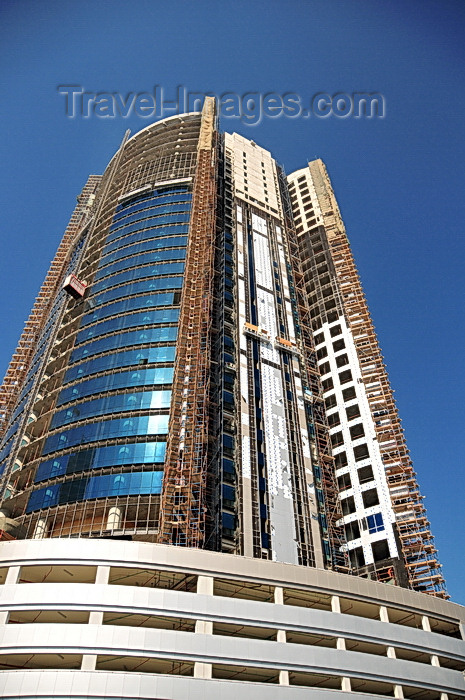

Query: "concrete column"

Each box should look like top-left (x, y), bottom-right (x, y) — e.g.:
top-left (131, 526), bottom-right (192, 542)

top-left (379, 605), bottom-right (389, 623)
top-left (194, 662), bottom-right (212, 679)
top-left (431, 655), bottom-right (441, 667)
top-left (195, 620), bottom-right (213, 634)
top-left (331, 595), bottom-right (341, 613)
top-left (274, 588), bottom-right (287, 643)
top-left (337, 637), bottom-right (346, 650)
top-left (341, 677), bottom-right (351, 692)
top-left (196, 577), bottom-right (213, 635)
top-left (81, 654), bottom-right (97, 670)
top-left (89, 611), bottom-right (104, 625)
top-left (5, 566), bottom-right (20, 585)
top-left (387, 648), bottom-right (403, 697)
top-left (274, 586), bottom-right (284, 605)
top-left (421, 615), bottom-right (431, 632)
top-left (197, 575), bottom-right (213, 596)
top-left (95, 565), bottom-right (110, 585)
top-left (279, 670), bottom-right (290, 685)
top-left (440, 694), bottom-right (449, 700)
top-left (0, 566), bottom-right (21, 624)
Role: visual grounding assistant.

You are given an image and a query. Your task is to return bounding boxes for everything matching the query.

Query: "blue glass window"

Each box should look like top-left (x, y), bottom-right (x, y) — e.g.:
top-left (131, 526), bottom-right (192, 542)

top-left (27, 484), bottom-right (60, 512)
top-left (70, 326), bottom-right (178, 363)
top-left (0, 440), bottom-right (13, 464)
top-left (222, 512), bottom-right (236, 530)
top-left (3, 421), bottom-right (19, 444)
top-left (17, 375), bottom-right (35, 404)
top-left (222, 484), bottom-right (235, 506)
top-left (92, 262), bottom-right (185, 295)
top-left (223, 391), bottom-right (235, 407)
top-left (222, 458), bottom-right (234, 475)
top-left (367, 512), bottom-right (384, 534)
top-left (84, 470), bottom-right (163, 499)
top-left (103, 225), bottom-right (189, 256)
top-left (95, 248), bottom-right (186, 282)
top-left (43, 415), bottom-right (169, 455)
top-left (35, 456), bottom-right (68, 481)
top-left (223, 435), bottom-right (234, 450)
top-left (58, 366), bottom-right (174, 405)
top-left (109, 204), bottom-right (190, 232)
top-left (92, 277), bottom-right (183, 308)
top-left (99, 236), bottom-right (187, 267)
top-left (76, 308), bottom-right (179, 344)
top-left (113, 194), bottom-right (191, 222)
top-left (64, 346), bottom-right (176, 383)
top-left (26, 471), bottom-right (163, 512)
top-left (51, 390), bottom-right (171, 429)
top-left (11, 395), bottom-right (28, 423)
top-left (81, 293), bottom-right (175, 327)
top-left (113, 191), bottom-right (192, 221)
top-left (35, 442), bottom-right (166, 482)
top-left (106, 214), bottom-right (190, 245)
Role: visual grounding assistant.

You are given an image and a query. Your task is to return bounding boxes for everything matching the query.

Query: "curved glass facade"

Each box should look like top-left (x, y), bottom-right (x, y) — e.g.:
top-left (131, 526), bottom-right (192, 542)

top-left (35, 442), bottom-right (166, 482)
top-left (75, 308), bottom-right (180, 343)
top-left (9, 153), bottom-right (196, 533)
top-left (35, 185), bottom-right (189, 516)
top-left (69, 328), bottom-right (178, 363)
top-left (92, 276), bottom-right (183, 307)
top-left (57, 368), bottom-right (174, 405)
top-left (51, 390), bottom-right (172, 429)
top-left (97, 236), bottom-right (188, 270)
top-left (80, 293), bottom-right (177, 326)
top-left (63, 346), bottom-right (176, 383)
top-left (91, 261), bottom-right (185, 294)
top-left (26, 471), bottom-right (164, 512)
top-left (94, 248), bottom-right (186, 281)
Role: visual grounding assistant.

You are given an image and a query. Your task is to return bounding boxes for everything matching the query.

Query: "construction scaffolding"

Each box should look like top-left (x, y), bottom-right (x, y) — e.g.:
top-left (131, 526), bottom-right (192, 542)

top-left (307, 159), bottom-right (447, 598)
top-left (157, 98), bottom-right (217, 548)
top-left (0, 176), bottom-right (101, 440)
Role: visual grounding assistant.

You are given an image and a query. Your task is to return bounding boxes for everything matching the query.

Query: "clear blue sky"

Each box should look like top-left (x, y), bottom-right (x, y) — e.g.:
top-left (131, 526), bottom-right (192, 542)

top-left (1, 0), bottom-right (464, 602)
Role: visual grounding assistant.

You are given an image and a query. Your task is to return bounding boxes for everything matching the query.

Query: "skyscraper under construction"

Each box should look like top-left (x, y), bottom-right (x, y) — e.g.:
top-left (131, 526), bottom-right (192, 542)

top-left (0, 98), bottom-right (462, 699)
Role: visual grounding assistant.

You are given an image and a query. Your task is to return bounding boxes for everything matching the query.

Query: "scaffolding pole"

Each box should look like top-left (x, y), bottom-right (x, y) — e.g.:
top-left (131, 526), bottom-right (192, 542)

top-left (158, 97), bottom-right (217, 548)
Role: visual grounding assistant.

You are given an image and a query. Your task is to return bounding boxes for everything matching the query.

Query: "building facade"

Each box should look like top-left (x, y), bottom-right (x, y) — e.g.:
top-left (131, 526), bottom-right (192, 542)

top-left (0, 538), bottom-right (464, 700)
top-left (287, 162), bottom-right (443, 595)
top-left (0, 98), bottom-right (461, 697)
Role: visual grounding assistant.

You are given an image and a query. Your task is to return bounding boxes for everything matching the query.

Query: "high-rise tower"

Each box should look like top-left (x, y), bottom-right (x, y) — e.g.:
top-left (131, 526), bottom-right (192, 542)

top-left (0, 100), bottom-right (462, 699)
top-left (288, 161), bottom-right (445, 596)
